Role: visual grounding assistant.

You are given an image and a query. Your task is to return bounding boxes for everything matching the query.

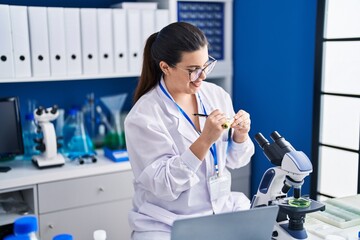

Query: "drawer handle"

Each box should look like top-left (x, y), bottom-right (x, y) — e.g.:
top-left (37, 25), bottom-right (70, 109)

top-left (49, 224), bottom-right (54, 229)
top-left (99, 187), bottom-right (105, 192)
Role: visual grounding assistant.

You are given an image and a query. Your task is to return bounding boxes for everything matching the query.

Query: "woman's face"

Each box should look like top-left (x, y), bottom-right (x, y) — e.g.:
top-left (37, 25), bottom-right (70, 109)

top-left (163, 46), bottom-right (211, 95)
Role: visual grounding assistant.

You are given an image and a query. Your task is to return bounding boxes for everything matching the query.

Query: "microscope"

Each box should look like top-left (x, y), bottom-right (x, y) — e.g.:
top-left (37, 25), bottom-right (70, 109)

top-left (251, 131), bottom-right (325, 240)
top-left (32, 105), bottom-right (65, 168)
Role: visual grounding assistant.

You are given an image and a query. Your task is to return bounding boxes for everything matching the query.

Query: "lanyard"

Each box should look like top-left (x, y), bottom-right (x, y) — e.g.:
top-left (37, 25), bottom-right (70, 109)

top-left (159, 83), bottom-right (219, 174)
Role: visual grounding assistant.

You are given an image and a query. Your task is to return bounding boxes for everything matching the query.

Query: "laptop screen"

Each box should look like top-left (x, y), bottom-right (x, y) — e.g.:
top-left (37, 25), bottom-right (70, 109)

top-left (171, 205), bottom-right (279, 240)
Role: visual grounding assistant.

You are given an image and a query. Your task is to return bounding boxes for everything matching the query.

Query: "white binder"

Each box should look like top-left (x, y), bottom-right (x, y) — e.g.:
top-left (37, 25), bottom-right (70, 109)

top-left (28, 6), bottom-right (51, 77)
top-left (64, 8), bottom-right (82, 75)
top-left (0, 4), bottom-right (15, 79)
top-left (126, 9), bottom-right (142, 74)
top-left (155, 9), bottom-right (170, 32)
top-left (47, 7), bottom-right (67, 76)
top-left (80, 8), bottom-right (99, 75)
top-left (97, 8), bottom-right (114, 74)
top-left (141, 9), bottom-right (155, 51)
top-left (9, 5), bottom-right (31, 78)
top-left (112, 9), bottom-right (129, 74)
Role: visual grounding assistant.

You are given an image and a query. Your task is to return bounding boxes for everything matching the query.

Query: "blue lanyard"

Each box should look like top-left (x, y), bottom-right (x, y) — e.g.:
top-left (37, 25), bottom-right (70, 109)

top-left (159, 83), bottom-right (219, 174)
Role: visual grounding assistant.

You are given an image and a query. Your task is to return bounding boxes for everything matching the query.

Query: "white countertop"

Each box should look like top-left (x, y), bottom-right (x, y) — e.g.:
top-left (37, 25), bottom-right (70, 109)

top-left (0, 152), bottom-right (132, 191)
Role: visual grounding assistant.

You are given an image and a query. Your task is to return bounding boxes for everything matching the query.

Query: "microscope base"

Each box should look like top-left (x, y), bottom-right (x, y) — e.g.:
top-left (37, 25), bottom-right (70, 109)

top-left (32, 154), bottom-right (65, 169)
top-left (273, 222), bottom-right (308, 240)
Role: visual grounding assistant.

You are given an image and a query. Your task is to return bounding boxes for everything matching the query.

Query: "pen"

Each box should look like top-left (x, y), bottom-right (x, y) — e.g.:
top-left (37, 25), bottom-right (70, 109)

top-left (193, 113), bottom-right (208, 117)
top-left (194, 113), bottom-right (233, 129)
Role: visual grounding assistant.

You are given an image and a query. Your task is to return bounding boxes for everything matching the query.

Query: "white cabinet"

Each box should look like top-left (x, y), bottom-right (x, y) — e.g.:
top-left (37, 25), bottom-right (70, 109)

top-left (40, 199), bottom-right (132, 240)
top-left (0, 156), bottom-right (133, 240)
top-left (38, 171), bottom-right (134, 240)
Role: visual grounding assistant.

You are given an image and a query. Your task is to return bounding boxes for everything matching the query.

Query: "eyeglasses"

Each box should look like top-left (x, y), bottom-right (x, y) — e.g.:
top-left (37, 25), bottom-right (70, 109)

top-left (173, 55), bottom-right (217, 82)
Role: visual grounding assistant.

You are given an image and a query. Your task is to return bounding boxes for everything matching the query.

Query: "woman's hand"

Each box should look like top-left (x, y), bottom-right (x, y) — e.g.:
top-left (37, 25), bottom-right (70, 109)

top-left (231, 110), bottom-right (251, 143)
top-left (200, 109), bottom-right (227, 145)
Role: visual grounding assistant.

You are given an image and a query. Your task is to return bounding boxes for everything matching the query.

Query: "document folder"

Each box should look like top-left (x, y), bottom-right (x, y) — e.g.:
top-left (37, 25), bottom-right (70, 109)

top-left (155, 9), bottom-right (170, 32)
top-left (80, 8), bottom-right (99, 75)
top-left (9, 5), bottom-right (31, 78)
top-left (64, 8), bottom-right (82, 75)
top-left (97, 8), bottom-right (114, 74)
top-left (126, 9), bottom-right (142, 74)
top-left (112, 9), bottom-right (129, 74)
top-left (140, 9), bottom-right (155, 66)
top-left (47, 7), bottom-right (67, 76)
top-left (28, 6), bottom-right (51, 77)
top-left (0, 4), bottom-right (15, 79)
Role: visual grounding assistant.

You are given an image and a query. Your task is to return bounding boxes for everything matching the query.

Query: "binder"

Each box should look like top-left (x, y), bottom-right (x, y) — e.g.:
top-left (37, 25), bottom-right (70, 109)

top-left (47, 7), bottom-right (67, 76)
top-left (28, 6), bottom-right (51, 77)
top-left (80, 8), bottom-right (99, 75)
top-left (0, 4), bottom-right (15, 79)
top-left (141, 9), bottom-right (155, 50)
top-left (9, 5), bottom-right (31, 78)
top-left (155, 9), bottom-right (170, 32)
top-left (112, 9), bottom-right (129, 74)
top-left (126, 9), bottom-right (142, 74)
top-left (97, 8), bottom-right (114, 74)
top-left (64, 8), bottom-right (82, 75)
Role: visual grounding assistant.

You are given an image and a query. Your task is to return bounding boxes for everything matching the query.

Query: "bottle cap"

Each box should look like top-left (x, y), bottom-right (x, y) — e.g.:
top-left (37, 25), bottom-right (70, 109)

top-left (93, 230), bottom-right (107, 240)
top-left (53, 234), bottom-right (73, 240)
top-left (4, 235), bottom-right (30, 240)
top-left (14, 216), bottom-right (38, 235)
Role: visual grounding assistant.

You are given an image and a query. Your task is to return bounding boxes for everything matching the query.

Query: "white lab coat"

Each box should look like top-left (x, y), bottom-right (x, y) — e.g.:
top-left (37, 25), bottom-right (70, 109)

top-left (124, 78), bottom-right (255, 235)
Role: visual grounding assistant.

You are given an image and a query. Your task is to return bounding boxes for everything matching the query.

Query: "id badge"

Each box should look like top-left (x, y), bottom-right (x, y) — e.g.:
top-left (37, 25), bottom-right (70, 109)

top-left (208, 171), bottom-right (231, 201)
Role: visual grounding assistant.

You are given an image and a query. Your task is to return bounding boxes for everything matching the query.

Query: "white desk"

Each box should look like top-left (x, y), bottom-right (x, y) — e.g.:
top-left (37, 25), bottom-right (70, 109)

top-left (306, 216), bottom-right (360, 239)
top-left (305, 195), bottom-right (360, 240)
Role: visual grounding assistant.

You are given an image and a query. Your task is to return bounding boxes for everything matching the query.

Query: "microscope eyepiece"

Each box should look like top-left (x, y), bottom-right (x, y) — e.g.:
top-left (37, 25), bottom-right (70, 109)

top-left (36, 106), bottom-right (44, 116)
top-left (254, 133), bottom-right (269, 149)
top-left (50, 105), bottom-right (58, 114)
top-left (270, 131), bottom-right (282, 141)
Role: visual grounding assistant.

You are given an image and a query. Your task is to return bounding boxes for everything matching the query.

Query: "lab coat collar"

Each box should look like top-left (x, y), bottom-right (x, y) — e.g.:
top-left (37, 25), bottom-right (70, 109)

top-left (156, 78), bottom-right (200, 144)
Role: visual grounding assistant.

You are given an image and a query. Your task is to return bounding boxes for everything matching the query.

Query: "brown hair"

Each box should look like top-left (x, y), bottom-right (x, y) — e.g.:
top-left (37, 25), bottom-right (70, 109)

top-left (133, 22), bottom-right (208, 103)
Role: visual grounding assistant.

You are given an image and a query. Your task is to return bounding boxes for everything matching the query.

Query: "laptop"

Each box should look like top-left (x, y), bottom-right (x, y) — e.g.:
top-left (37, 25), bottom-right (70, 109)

top-left (171, 205), bottom-right (279, 240)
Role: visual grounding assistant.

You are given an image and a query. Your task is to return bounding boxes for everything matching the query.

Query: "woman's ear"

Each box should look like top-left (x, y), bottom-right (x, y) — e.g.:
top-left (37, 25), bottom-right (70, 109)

top-left (159, 61), bottom-right (170, 75)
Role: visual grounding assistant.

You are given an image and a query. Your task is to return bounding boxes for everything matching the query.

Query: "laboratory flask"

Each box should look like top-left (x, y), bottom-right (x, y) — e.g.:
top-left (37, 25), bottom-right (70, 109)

top-left (62, 109), bottom-right (94, 158)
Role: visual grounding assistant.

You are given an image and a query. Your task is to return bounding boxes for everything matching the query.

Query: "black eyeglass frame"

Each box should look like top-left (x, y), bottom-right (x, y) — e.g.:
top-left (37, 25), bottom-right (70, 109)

top-left (172, 55), bottom-right (217, 82)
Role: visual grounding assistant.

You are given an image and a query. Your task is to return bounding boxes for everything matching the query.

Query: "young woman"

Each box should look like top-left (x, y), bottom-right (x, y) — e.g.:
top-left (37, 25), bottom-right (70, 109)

top-left (124, 22), bottom-right (255, 240)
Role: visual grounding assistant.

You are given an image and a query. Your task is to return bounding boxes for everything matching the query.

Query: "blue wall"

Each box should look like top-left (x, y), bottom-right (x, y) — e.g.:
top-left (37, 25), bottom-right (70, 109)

top-left (233, 0), bottom-right (318, 196)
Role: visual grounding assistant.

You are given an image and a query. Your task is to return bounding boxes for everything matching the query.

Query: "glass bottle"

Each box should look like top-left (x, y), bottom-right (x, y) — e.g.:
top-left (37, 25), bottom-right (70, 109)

top-left (63, 109), bottom-right (94, 159)
top-left (22, 113), bottom-right (41, 159)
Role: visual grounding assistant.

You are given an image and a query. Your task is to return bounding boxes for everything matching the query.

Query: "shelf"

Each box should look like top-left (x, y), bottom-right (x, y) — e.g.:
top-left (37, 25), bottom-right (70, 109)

top-left (0, 72), bottom-right (141, 83)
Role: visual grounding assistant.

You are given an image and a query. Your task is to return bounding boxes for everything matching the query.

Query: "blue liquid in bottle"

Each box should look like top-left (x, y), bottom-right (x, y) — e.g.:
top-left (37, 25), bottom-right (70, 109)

top-left (63, 109), bottom-right (94, 159)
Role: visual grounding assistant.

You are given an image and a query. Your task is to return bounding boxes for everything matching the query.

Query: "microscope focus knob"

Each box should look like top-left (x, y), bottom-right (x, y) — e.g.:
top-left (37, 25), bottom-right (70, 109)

top-left (34, 138), bottom-right (43, 144)
top-left (36, 144), bottom-right (46, 152)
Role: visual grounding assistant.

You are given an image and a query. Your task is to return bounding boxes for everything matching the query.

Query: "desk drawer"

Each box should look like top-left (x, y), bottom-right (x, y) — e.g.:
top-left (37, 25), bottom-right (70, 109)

top-left (39, 199), bottom-right (132, 240)
top-left (38, 171), bottom-right (133, 214)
